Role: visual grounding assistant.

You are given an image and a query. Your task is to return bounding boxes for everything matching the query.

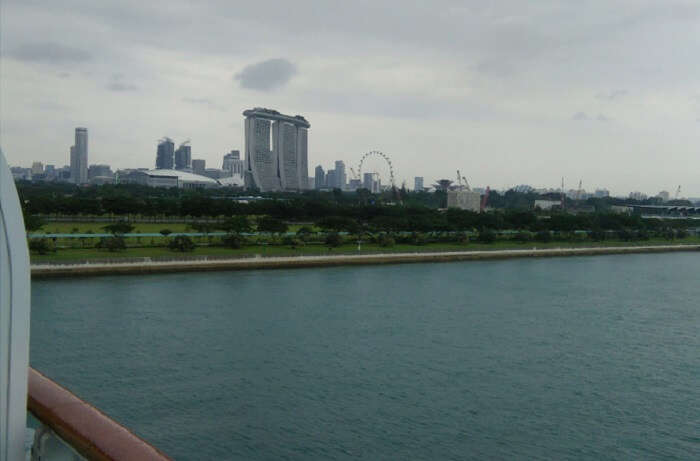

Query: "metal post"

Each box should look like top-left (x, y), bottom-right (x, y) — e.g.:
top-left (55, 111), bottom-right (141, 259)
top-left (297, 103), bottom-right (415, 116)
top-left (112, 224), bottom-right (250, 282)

top-left (0, 149), bottom-right (31, 461)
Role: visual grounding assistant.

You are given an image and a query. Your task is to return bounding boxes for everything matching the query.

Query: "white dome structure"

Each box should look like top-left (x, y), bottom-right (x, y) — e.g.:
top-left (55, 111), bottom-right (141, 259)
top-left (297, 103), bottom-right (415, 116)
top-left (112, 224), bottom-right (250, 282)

top-left (142, 169), bottom-right (220, 189)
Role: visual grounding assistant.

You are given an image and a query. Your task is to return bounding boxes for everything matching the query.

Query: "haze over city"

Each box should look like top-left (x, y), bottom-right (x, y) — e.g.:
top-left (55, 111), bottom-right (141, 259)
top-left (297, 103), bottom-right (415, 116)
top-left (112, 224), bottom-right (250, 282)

top-left (3, 1), bottom-right (700, 195)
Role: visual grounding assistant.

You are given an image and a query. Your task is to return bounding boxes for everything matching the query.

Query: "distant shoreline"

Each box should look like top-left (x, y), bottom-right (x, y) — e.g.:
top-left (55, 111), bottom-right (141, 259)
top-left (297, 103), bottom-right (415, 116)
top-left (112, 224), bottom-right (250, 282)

top-left (30, 244), bottom-right (700, 278)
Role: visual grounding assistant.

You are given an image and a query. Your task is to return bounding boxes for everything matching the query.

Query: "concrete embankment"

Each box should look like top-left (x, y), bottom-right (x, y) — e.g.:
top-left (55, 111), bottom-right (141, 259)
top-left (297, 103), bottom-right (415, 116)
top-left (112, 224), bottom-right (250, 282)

top-left (30, 244), bottom-right (700, 278)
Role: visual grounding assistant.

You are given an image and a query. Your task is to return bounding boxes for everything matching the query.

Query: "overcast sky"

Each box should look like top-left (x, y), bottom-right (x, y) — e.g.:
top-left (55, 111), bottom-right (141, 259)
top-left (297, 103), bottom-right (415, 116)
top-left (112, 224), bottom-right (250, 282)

top-left (2, 0), bottom-right (700, 196)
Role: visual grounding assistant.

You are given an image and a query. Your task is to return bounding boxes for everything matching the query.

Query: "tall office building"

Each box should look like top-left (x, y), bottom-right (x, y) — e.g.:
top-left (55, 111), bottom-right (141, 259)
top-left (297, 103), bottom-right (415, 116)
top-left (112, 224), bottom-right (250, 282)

top-left (156, 138), bottom-right (175, 169)
top-left (31, 162), bottom-right (44, 175)
top-left (334, 161), bottom-right (346, 190)
top-left (243, 108), bottom-right (310, 192)
top-left (414, 176), bottom-right (424, 191)
top-left (314, 165), bottom-right (325, 189)
top-left (174, 142), bottom-right (191, 170)
top-left (70, 127), bottom-right (88, 184)
top-left (222, 150), bottom-right (244, 176)
top-left (363, 172), bottom-right (380, 193)
top-left (192, 159), bottom-right (206, 176)
top-left (326, 170), bottom-right (337, 190)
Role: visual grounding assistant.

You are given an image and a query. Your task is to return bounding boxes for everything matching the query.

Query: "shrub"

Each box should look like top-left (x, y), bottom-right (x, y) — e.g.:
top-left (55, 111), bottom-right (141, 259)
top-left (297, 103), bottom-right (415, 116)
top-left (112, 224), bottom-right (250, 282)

top-left (160, 229), bottom-right (172, 236)
top-left (676, 229), bottom-right (689, 239)
top-left (514, 231), bottom-right (532, 243)
top-left (588, 229), bottom-right (606, 241)
top-left (96, 236), bottom-right (126, 252)
top-left (635, 229), bottom-right (650, 241)
top-left (455, 232), bottom-right (470, 244)
top-left (477, 229), bottom-right (497, 244)
top-left (378, 234), bottom-right (395, 247)
top-left (409, 232), bottom-right (428, 245)
top-left (29, 238), bottom-right (52, 255)
top-left (103, 222), bottom-right (134, 235)
top-left (282, 236), bottom-right (302, 248)
top-left (168, 235), bottom-right (196, 252)
top-left (325, 232), bottom-right (342, 248)
top-left (222, 233), bottom-right (246, 249)
top-left (661, 228), bottom-right (675, 240)
top-left (534, 230), bottom-right (552, 243)
top-left (616, 229), bottom-right (632, 241)
top-left (296, 226), bottom-right (314, 242)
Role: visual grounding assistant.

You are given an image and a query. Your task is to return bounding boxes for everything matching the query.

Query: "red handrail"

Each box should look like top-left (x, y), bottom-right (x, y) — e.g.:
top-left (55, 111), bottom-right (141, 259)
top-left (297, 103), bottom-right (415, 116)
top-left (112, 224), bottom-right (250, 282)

top-left (27, 367), bottom-right (172, 461)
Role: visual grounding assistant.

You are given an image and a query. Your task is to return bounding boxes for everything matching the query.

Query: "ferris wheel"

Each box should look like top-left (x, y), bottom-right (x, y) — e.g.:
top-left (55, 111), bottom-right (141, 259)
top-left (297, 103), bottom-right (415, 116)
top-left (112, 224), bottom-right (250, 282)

top-left (353, 151), bottom-right (396, 189)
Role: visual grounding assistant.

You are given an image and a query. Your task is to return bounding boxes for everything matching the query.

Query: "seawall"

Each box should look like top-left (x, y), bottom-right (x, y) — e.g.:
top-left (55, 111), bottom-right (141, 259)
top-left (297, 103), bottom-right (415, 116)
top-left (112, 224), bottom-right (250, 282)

top-left (30, 244), bottom-right (700, 278)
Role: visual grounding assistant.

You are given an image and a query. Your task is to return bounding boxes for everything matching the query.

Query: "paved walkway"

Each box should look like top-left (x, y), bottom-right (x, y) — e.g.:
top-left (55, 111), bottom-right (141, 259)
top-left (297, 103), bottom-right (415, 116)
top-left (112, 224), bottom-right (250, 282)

top-left (31, 244), bottom-right (700, 278)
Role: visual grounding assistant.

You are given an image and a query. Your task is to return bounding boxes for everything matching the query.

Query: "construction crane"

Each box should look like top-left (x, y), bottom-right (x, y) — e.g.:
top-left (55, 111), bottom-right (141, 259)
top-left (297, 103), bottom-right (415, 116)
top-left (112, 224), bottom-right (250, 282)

top-left (675, 185), bottom-right (681, 199)
top-left (456, 169), bottom-right (471, 190)
top-left (560, 177), bottom-right (565, 209)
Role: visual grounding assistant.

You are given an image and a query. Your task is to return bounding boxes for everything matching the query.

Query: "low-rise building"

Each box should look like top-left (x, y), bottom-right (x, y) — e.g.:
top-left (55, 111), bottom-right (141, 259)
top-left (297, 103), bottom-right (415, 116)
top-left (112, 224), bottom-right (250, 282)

top-left (447, 190), bottom-right (481, 212)
top-left (534, 200), bottom-right (562, 211)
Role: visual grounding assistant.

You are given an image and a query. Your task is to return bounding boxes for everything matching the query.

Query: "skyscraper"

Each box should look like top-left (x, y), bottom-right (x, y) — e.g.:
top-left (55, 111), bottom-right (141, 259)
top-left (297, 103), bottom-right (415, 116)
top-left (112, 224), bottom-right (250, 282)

top-left (156, 138), bottom-right (175, 169)
top-left (334, 161), bottom-right (346, 190)
top-left (326, 170), bottom-right (337, 190)
top-left (222, 150), bottom-right (244, 176)
top-left (314, 165), bottom-right (325, 189)
top-left (192, 159), bottom-right (206, 176)
top-left (174, 142), bottom-right (191, 170)
top-left (414, 176), bottom-right (424, 191)
top-left (243, 108), bottom-right (310, 192)
top-left (70, 127), bottom-right (88, 184)
top-left (363, 172), bottom-right (380, 193)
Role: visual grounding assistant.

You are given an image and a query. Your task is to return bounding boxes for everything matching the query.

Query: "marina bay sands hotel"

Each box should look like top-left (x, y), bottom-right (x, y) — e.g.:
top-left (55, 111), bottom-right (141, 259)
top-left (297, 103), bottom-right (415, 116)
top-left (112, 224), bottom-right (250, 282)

top-left (243, 107), bottom-right (310, 192)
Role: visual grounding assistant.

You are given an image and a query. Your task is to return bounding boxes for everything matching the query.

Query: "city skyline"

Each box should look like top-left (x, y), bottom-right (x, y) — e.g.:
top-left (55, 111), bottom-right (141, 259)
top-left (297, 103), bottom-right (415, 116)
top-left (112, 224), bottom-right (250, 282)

top-left (8, 123), bottom-right (694, 198)
top-left (3, 1), bottom-right (700, 195)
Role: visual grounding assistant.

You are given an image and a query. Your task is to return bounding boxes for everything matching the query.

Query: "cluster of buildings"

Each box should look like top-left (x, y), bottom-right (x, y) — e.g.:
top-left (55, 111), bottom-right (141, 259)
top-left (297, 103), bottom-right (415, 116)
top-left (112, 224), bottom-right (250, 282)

top-left (12, 108), bottom-right (689, 204)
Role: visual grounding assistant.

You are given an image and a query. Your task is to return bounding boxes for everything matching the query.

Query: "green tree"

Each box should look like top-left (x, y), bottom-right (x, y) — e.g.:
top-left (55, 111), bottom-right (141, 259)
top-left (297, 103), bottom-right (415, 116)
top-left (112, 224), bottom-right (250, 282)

top-left (534, 230), bottom-right (552, 243)
top-left (103, 222), bottom-right (134, 235)
top-left (477, 229), bottom-right (497, 243)
top-left (160, 229), bottom-right (172, 237)
top-left (96, 236), bottom-right (127, 252)
top-left (378, 234), bottom-right (396, 247)
top-left (257, 217), bottom-right (288, 234)
top-left (168, 235), bottom-right (196, 252)
top-left (23, 213), bottom-right (45, 232)
top-left (29, 239), bottom-right (52, 255)
top-left (220, 216), bottom-right (251, 234)
top-left (190, 222), bottom-right (215, 234)
top-left (222, 233), bottom-right (246, 249)
top-left (325, 232), bottom-right (342, 249)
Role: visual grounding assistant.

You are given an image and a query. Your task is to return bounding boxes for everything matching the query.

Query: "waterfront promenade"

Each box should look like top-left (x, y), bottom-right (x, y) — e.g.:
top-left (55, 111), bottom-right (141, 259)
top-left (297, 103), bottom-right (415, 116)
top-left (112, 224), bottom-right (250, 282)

top-left (31, 244), bottom-right (700, 278)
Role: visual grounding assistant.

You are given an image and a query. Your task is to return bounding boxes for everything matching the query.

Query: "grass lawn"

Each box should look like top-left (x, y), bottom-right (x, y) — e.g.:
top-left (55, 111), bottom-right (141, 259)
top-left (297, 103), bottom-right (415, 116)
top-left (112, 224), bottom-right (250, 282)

top-left (34, 221), bottom-right (318, 234)
top-left (30, 237), bottom-right (700, 263)
top-left (36, 222), bottom-right (193, 234)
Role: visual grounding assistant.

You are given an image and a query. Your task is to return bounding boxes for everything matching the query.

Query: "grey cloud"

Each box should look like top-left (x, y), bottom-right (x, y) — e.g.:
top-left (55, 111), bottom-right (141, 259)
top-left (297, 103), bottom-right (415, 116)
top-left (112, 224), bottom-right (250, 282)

top-left (183, 97), bottom-right (214, 105)
top-left (572, 112), bottom-right (611, 122)
top-left (106, 73), bottom-right (138, 92)
top-left (235, 58), bottom-right (297, 91)
top-left (182, 97), bottom-right (226, 111)
top-left (596, 89), bottom-right (627, 101)
top-left (106, 82), bottom-right (138, 92)
top-left (9, 42), bottom-right (91, 64)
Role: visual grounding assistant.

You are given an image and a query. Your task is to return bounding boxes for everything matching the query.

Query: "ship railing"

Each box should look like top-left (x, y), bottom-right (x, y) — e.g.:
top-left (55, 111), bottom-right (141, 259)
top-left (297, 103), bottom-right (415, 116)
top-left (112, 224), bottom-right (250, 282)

top-left (27, 367), bottom-right (171, 461)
